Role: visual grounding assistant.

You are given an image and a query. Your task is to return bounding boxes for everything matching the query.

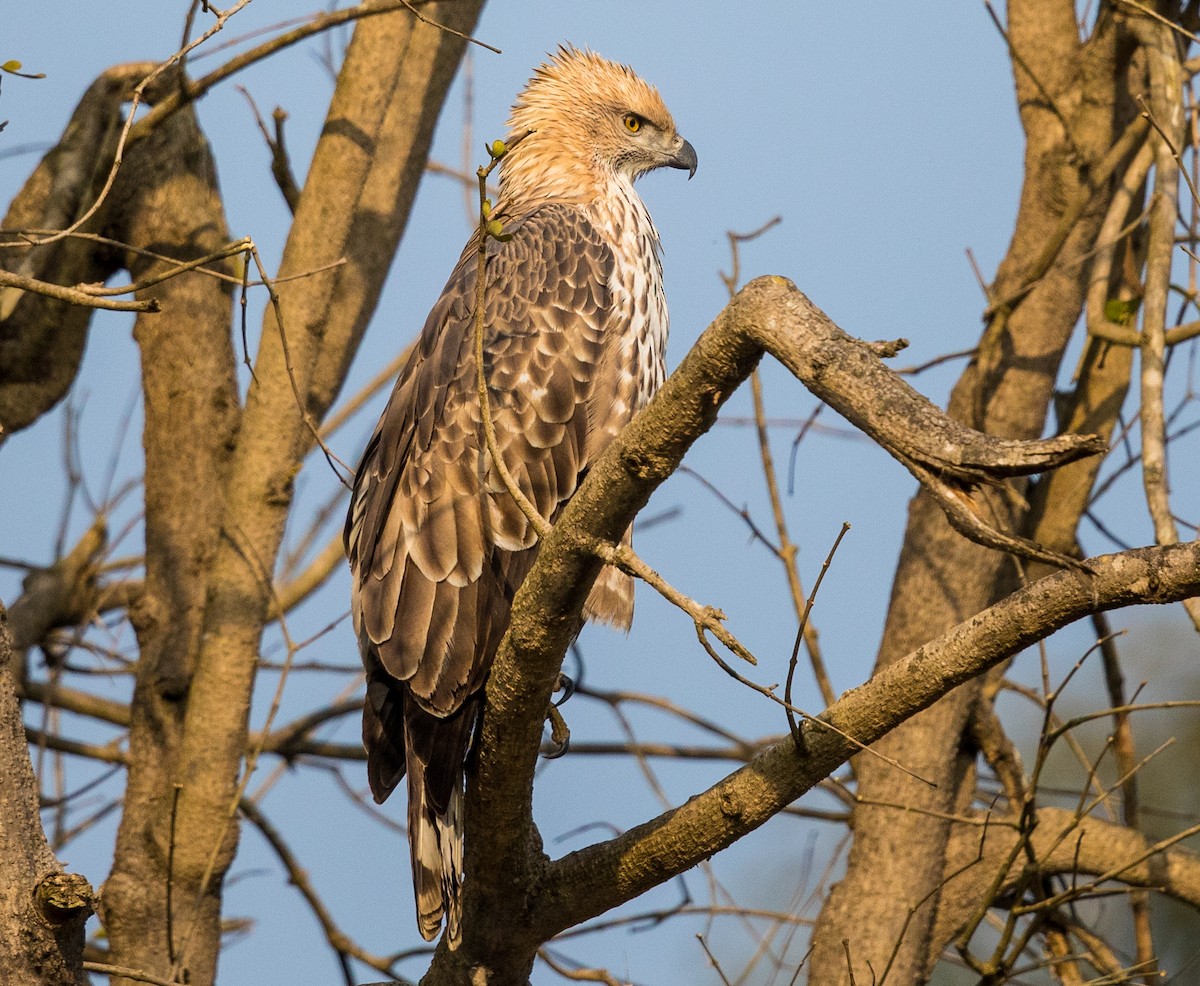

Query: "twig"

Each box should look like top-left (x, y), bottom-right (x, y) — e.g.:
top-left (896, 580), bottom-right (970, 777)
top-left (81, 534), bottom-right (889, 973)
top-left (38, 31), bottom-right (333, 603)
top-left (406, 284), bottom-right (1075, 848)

top-left (319, 341), bottom-right (413, 439)
top-left (82, 963), bottom-right (183, 986)
top-left (237, 85), bottom-right (301, 213)
top-left (599, 539), bottom-right (758, 666)
top-left (784, 523), bottom-right (849, 747)
top-left (678, 465), bottom-right (778, 555)
top-left (472, 132), bottom-right (552, 541)
top-left (1128, 22), bottom-right (1200, 631)
top-left (687, 629), bottom-right (934, 788)
top-left (750, 368), bottom-right (837, 707)
top-left (80, 238), bottom-right (253, 297)
top-left (246, 244), bottom-right (354, 486)
top-left (239, 797), bottom-right (406, 984)
top-left (22, 727), bottom-right (126, 765)
top-left (166, 784), bottom-right (183, 967)
top-left (895, 346), bottom-right (978, 376)
top-left (539, 948), bottom-right (627, 986)
top-left (1093, 612), bottom-right (1155, 982)
top-left (0, 269), bottom-right (160, 313)
top-left (697, 935), bottom-right (734, 986)
top-left (1116, 0), bottom-right (1200, 45)
top-left (0, 228), bottom-right (345, 290)
top-left (394, 0), bottom-right (499, 54)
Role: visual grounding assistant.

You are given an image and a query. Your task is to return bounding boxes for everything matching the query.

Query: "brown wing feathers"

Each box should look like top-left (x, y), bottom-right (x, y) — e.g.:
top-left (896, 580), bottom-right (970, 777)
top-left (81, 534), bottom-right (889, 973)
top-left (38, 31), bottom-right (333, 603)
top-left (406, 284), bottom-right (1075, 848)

top-left (345, 205), bottom-right (626, 944)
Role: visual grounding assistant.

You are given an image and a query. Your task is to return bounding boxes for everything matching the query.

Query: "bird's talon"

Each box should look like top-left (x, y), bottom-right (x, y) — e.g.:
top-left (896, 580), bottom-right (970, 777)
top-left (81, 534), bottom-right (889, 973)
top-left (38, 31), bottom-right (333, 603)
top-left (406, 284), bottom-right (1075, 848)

top-left (543, 704), bottom-right (571, 758)
top-left (553, 672), bottom-right (576, 706)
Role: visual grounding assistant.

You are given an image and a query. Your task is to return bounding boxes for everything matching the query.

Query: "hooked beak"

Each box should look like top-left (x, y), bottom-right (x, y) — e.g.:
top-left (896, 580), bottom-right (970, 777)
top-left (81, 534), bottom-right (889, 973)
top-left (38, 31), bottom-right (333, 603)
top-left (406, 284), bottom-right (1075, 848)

top-left (668, 137), bottom-right (698, 179)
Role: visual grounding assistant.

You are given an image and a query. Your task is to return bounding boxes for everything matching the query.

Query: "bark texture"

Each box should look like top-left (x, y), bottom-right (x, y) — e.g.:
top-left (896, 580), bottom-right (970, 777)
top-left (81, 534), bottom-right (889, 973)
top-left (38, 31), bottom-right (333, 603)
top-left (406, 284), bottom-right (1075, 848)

top-left (415, 277), bottom-right (1199, 985)
top-left (98, 7), bottom-right (485, 982)
top-left (0, 65), bottom-right (150, 439)
top-left (0, 604), bottom-right (94, 986)
top-left (808, 5), bottom-right (1146, 982)
top-left (98, 74), bottom-right (241, 986)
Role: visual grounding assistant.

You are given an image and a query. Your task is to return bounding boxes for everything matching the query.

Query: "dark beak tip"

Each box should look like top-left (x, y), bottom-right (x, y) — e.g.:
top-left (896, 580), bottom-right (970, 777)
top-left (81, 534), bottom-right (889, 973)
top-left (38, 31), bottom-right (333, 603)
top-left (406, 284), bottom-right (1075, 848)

top-left (672, 138), bottom-right (698, 180)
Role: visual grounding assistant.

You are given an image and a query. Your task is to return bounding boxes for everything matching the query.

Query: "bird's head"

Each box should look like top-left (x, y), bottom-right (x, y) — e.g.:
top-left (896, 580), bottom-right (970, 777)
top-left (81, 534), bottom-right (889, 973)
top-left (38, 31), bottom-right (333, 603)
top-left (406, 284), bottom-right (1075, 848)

top-left (502, 45), bottom-right (696, 202)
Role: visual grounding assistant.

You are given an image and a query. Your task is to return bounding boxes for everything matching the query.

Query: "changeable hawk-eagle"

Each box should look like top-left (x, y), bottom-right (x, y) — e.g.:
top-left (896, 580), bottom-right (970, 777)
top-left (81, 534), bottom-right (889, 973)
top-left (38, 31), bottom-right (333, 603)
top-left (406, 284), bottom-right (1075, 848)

top-left (345, 45), bottom-right (696, 946)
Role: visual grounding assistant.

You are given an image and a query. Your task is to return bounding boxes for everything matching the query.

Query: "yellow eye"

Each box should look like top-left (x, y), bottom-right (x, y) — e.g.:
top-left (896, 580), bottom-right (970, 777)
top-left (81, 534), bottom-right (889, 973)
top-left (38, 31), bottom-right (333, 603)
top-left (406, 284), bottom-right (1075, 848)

top-left (623, 114), bottom-right (642, 134)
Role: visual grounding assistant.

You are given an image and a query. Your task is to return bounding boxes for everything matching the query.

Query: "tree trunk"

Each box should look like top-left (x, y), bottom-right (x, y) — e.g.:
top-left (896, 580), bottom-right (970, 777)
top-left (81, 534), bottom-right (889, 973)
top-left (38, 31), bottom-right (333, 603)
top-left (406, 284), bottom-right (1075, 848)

top-left (809, 4), bottom-right (1137, 981)
top-left (96, 6), bottom-right (486, 983)
top-left (0, 603), bottom-right (94, 986)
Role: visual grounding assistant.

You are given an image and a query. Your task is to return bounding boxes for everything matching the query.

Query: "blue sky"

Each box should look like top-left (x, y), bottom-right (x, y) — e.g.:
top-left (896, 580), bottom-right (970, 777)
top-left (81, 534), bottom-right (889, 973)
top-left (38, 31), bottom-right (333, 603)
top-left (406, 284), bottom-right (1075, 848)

top-left (3, 4), bottom-right (1196, 985)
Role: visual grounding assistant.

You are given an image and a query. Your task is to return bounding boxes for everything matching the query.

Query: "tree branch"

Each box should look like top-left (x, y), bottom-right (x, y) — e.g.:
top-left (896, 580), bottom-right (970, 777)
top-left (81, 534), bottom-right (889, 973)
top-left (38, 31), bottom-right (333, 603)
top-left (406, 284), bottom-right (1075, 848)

top-left (533, 541), bottom-right (1200, 938)
top-left (431, 277), bottom-right (1136, 982)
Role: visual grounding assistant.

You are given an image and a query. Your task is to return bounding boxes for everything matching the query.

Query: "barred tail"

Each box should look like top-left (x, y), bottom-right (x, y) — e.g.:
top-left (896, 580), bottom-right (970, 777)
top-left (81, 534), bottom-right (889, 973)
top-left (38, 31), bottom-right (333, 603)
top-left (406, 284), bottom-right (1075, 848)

top-left (408, 761), bottom-right (465, 948)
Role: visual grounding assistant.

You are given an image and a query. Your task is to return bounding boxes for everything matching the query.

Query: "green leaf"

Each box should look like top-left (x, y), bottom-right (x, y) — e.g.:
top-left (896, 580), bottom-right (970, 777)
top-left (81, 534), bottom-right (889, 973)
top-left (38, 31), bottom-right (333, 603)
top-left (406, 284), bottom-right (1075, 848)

top-left (1104, 297), bottom-right (1140, 326)
top-left (1, 60), bottom-right (46, 79)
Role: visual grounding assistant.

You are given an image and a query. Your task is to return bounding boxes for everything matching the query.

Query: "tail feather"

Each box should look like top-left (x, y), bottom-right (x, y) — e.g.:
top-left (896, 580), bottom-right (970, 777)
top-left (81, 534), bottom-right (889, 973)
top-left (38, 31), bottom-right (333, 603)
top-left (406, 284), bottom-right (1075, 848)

top-left (409, 762), bottom-right (464, 947)
top-left (583, 526), bottom-right (635, 630)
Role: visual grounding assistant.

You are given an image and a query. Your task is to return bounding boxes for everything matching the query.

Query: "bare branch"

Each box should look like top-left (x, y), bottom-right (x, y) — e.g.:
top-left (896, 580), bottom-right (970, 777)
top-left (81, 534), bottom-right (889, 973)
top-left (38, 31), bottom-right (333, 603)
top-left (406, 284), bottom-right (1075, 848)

top-left (537, 541), bottom-right (1200, 939)
top-left (441, 277), bottom-right (1188, 977)
top-left (0, 269), bottom-right (159, 313)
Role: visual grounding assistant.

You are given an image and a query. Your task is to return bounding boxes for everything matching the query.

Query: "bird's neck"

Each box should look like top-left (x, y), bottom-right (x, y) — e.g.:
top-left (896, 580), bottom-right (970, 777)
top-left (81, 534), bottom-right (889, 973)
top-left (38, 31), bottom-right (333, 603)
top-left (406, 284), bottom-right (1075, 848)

top-left (499, 157), bottom-right (659, 254)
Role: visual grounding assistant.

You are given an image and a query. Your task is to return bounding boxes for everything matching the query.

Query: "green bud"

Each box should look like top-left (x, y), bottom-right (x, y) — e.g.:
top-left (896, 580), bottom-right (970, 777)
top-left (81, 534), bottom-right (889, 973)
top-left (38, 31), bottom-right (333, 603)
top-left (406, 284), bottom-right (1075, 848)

top-left (489, 139), bottom-right (507, 158)
top-left (1103, 297), bottom-right (1140, 326)
top-left (1, 59), bottom-right (45, 78)
top-left (481, 199), bottom-right (492, 219)
top-left (486, 219), bottom-right (505, 239)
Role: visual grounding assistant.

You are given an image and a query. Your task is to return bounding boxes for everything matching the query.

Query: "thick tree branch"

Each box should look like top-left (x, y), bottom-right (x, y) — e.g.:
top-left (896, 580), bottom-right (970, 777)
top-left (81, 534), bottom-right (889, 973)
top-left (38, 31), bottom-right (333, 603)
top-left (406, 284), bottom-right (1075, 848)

top-left (536, 543), bottom-right (1200, 937)
top-left (0, 604), bottom-right (92, 984)
top-left (932, 805), bottom-right (1200, 953)
top-left (426, 277), bottom-right (1131, 983)
top-left (101, 70), bottom-right (241, 986)
top-left (0, 64), bottom-right (152, 438)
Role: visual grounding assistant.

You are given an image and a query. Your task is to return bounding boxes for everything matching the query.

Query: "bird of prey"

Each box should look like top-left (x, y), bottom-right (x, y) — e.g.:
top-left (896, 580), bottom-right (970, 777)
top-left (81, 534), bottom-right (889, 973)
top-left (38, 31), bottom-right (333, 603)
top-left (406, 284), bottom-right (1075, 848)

top-left (345, 45), bottom-right (696, 946)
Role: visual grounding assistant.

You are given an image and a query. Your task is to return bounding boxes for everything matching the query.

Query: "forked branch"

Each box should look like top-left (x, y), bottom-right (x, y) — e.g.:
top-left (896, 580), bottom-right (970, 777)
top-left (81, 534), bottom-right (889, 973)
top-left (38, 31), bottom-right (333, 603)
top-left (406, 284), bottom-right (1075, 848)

top-left (429, 277), bottom-right (1140, 983)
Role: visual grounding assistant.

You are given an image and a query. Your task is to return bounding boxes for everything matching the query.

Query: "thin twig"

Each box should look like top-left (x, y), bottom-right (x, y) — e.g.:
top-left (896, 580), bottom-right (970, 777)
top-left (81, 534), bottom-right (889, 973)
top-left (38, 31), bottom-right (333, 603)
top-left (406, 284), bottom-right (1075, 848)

top-left (82, 963), bottom-right (184, 986)
top-left (0, 269), bottom-right (160, 312)
top-left (697, 935), bottom-right (735, 986)
top-left (472, 133), bottom-right (552, 541)
top-left (166, 784), bottom-right (183, 968)
top-left (1128, 24), bottom-right (1200, 631)
top-left (239, 797), bottom-right (405, 984)
top-left (784, 523), bottom-right (849, 747)
top-left (246, 244), bottom-right (354, 485)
